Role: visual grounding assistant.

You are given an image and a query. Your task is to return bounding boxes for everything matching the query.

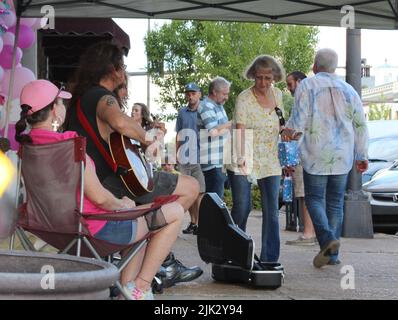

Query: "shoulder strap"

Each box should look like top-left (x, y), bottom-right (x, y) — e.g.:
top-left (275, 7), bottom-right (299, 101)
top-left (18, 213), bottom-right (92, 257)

top-left (76, 98), bottom-right (118, 173)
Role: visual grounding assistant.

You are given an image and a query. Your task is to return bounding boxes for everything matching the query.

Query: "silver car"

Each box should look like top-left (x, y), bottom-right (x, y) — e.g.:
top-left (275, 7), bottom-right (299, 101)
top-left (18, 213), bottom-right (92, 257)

top-left (362, 161), bottom-right (398, 234)
top-left (363, 120), bottom-right (398, 184)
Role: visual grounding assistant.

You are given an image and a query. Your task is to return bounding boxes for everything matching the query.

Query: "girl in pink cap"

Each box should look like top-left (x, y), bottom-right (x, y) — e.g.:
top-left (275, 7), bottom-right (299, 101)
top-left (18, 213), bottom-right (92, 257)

top-left (14, 79), bottom-right (185, 300)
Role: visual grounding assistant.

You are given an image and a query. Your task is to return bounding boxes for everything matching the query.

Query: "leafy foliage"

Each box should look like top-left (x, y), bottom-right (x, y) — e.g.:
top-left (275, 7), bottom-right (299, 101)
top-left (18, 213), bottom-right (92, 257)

top-left (224, 184), bottom-right (262, 210)
top-left (368, 103), bottom-right (392, 120)
top-left (145, 21), bottom-right (318, 119)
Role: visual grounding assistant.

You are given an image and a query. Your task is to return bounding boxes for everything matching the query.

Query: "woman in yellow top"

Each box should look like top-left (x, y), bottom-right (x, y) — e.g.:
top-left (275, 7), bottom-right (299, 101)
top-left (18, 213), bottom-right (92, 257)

top-left (227, 55), bottom-right (285, 263)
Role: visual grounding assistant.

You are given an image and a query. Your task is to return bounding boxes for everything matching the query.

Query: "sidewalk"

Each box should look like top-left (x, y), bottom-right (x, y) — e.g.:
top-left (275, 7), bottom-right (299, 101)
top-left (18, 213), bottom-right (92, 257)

top-left (158, 209), bottom-right (398, 300)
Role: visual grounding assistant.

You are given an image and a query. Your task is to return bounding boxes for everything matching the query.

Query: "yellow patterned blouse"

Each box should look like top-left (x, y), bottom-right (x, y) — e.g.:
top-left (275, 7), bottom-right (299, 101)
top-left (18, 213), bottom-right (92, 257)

top-left (232, 86), bottom-right (283, 180)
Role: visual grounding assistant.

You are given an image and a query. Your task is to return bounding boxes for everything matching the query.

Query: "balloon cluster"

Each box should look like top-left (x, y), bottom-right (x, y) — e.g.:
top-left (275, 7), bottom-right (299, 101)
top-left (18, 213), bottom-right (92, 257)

top-left (0, 0), bottom-right (46, 149)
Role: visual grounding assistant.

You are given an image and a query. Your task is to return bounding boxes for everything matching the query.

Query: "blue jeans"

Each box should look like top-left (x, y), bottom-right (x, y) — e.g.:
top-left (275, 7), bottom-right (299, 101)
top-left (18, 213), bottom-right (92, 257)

top-left (203, 167), bottom-right (225, 199)
top-left (257, 175), bottom-right (281, 263)
top-left (303, 171), bottom-right (348, 263)
top-left (227, 170), bottom-right (252, 232)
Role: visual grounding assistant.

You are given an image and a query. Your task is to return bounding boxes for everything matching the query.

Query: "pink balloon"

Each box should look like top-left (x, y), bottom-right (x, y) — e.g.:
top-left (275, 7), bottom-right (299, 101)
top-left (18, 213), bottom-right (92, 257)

top-left (20, 18), bottom-right (38, 27)
top-left (2, 9), bottom-right (15, 28)
top-left (0, 45), bottom-right (22, 69)
top-left (2, 32), bottom-right (15, 46)
top-left (1, 66), bottom-right (35, 100)
top-left (9, 25), bottom-right (35, 49)
top-left (0, 36), bottom-right (3, 53)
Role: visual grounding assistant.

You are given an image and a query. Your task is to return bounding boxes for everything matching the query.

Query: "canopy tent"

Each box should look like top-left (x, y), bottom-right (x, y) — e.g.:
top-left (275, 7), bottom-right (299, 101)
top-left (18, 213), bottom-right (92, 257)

top-left (0, 0), bottom-right (385, 238)
top-left (18, 0), bottom-right (398, 30)
top-left (3, 0), bottom-right (396, 139)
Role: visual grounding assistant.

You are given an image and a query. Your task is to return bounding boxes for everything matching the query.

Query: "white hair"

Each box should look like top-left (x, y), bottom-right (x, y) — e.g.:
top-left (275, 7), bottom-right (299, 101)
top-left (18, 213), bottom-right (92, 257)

top-left (209, 76), bottom-right (231, 95)
top-left (314, 48), bottom-right (338, 73)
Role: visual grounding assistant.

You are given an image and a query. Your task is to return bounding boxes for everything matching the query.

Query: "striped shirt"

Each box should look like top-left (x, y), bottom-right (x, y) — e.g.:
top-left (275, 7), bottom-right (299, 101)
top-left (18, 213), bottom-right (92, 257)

top-left (197, 96), bottom-right (229, 171)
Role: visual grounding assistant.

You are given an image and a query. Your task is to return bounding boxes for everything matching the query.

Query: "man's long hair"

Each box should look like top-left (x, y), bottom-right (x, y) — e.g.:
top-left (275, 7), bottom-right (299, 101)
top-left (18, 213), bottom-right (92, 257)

top-left (68, 42), bottom-right (125, 110)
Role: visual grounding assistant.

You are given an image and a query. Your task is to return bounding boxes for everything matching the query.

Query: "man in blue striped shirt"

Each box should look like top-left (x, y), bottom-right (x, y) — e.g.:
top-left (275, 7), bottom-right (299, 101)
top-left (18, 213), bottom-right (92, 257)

top-left (197, 77), bottom-right (232, 199)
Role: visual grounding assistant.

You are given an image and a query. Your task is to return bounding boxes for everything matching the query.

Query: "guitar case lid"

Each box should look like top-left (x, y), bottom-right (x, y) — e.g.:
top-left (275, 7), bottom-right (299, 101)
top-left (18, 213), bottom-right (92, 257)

top-left (197, 193), bottom-right (254, 270)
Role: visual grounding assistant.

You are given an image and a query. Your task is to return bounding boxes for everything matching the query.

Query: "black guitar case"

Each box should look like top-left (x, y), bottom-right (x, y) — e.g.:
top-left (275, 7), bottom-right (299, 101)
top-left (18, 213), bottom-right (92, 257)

top-left (197, 193), bottom-right (284, 289)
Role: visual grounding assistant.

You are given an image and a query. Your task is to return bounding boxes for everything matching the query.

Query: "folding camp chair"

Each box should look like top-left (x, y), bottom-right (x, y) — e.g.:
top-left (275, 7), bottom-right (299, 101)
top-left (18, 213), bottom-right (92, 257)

top-left (10, 136), bottom-right (176, 299)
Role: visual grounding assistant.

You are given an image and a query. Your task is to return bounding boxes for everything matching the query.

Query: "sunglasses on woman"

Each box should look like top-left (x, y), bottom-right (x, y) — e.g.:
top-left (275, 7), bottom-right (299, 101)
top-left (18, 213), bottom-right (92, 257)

top-left (275, 107), bottom-right (285, 127)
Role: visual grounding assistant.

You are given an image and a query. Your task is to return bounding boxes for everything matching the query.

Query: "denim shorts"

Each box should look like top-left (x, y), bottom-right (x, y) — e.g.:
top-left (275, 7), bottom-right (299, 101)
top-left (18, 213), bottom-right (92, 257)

top-left (94, 220), bottom-right (137, 245)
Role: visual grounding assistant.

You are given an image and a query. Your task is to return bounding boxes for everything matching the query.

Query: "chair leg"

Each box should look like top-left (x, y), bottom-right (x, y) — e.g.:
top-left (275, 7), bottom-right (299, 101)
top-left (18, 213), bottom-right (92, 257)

top-left (9, 233), bottom-right (15, 250)
top-left (82, 236), bottom-right (102, 260)
top-left (60, 238), bottom-right (78, 254)
top-left (15, 228), bottom-right (36, 251)
top-left (115, 239), bottom-right (147, 272)
top-left (115, 280), bottom-right (131, 300)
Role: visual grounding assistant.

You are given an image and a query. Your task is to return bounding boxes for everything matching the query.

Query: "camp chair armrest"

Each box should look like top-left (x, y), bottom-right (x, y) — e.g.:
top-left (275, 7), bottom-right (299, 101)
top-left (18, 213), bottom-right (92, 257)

top-left (82, 206), bottom-right (155, 221)
top-left (82, 195), bottom-right (179, 221)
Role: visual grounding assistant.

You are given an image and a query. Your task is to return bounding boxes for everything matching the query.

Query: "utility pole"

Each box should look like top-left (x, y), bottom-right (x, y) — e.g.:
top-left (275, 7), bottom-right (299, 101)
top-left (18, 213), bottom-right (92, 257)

top-left (343, 28), bottom-right (373, 238)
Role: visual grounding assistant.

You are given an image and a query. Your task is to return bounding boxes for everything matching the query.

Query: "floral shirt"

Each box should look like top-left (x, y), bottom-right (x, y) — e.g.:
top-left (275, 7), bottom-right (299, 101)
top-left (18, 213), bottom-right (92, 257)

top-left (233, 86), bottom-right (283, 180)
top-left (286, 72), bottom-right (368, 175)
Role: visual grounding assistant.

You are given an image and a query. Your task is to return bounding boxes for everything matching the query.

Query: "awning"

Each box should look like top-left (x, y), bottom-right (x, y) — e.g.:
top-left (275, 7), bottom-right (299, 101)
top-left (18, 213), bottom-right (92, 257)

top-left (38, 17), bottom-right (130, 82)
top-left (19, 0), bottom-right (398, 30)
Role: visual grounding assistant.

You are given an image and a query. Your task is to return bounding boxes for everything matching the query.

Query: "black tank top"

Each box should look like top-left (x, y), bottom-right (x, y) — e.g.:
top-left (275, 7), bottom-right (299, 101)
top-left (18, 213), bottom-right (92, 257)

top-left (67, 86), bottom-right (114, 183)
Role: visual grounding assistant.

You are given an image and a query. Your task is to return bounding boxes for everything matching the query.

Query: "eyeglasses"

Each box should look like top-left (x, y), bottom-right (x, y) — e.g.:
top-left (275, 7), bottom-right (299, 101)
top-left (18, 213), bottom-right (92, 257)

top-left (255, 75), bottom-right (273, 81)
top-left (275, 107), bottom-right (285, 126)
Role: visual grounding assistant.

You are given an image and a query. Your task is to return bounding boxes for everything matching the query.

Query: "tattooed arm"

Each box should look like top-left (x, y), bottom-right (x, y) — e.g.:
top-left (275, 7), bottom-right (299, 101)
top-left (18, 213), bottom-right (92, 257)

top-left (96, 94), bottom-right (147, 144)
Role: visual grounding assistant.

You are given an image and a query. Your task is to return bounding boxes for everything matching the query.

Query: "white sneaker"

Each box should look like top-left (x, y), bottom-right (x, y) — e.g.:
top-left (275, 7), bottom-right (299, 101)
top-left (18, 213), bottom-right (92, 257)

top-left (120, 281), bottom-right (154, 300)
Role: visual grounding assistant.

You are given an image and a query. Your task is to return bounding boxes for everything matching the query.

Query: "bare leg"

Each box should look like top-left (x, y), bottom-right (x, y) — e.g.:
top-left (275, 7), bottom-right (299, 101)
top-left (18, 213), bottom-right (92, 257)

top-left (173, 175), bottom-right (200, 211)
top-left (286, 198), bottom-right (316, 245)
top-left (301, 198), bottom-right (315, 238)
top-left (188, 193), bottom-right (204, 225)
top-left (120, 202), bottom-right (184, 291)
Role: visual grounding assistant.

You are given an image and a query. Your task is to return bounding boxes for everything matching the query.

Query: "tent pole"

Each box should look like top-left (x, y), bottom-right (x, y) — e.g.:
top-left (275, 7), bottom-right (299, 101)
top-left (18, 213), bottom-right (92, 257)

top-left (343, 28), bottom-right (373, 239)
top-left (3, 0), bottom-right (22, 140)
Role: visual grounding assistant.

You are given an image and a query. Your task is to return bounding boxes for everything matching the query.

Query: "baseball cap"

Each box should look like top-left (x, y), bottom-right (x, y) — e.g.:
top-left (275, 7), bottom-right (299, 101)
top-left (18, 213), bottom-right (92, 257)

top-left (184, 82), bottom-right (201, 92)
top-left (20, 80), bottom-right (72, 115)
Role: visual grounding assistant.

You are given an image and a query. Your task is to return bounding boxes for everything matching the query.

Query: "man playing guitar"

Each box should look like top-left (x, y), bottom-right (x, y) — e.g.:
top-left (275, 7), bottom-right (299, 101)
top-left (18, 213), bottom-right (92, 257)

top-left (66, 42), bottom-right (203, 290)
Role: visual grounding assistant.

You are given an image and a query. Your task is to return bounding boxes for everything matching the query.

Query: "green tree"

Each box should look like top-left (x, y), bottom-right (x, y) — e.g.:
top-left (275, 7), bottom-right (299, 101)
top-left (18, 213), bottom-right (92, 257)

top-left (368, 103), bottom-right (392, 120)
top-left (145, 21), bottom-right (318, 119)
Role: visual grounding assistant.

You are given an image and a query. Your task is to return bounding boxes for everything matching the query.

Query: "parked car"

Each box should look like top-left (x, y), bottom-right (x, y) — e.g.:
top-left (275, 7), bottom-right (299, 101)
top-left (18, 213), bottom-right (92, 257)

top-left (362, 161), bottom-right (398, 234)
top-left (362, 120), bottom-right (398, 184)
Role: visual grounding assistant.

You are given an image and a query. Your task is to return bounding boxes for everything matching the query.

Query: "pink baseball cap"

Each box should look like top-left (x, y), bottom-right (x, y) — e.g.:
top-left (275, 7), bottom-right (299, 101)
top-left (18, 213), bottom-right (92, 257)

top-left (20, 80), bottom-right (72, 114)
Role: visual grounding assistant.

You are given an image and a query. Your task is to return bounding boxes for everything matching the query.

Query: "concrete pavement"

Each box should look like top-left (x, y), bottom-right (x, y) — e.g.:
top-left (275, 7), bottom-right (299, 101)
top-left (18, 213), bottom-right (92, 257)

top-left (157, 209), bottom-right (398, 300)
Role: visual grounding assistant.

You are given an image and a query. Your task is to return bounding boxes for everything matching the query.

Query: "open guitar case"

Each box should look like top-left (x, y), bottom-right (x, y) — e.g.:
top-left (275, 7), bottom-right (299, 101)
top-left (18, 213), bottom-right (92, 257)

top-left (197, 193), bottom-right (284, 289)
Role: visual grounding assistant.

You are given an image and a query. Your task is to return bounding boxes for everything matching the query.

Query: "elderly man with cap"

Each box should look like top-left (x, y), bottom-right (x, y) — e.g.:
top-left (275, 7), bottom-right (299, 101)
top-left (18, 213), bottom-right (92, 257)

top-left (175, 82), bottom-right (206, 235)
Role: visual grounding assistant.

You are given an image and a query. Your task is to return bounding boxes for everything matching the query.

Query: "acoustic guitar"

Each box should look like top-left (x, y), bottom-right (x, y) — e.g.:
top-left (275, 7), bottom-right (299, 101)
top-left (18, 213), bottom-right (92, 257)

top-left (109, 132), bottom-right (154, 197)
